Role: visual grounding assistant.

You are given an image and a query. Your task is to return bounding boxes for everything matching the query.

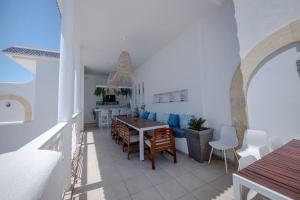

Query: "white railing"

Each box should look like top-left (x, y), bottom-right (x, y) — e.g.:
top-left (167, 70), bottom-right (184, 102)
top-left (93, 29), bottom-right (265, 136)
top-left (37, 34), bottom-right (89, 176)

top-left (20, 122), bottom-right (67, 151)
top-left (19, 112), bottom-right (82, 195)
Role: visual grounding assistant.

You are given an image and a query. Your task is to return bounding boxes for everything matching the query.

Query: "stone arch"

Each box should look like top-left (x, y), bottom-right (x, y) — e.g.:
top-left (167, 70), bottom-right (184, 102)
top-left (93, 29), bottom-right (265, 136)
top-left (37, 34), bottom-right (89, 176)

top-left (231, 18), bottom-right (300, 145)
top-left (0, 94), bottom-right (32, 121)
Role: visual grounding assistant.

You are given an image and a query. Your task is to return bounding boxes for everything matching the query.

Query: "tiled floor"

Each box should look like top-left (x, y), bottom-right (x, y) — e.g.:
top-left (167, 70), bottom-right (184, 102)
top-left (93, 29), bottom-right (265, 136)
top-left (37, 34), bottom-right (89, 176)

top-left (71, 128), bottom-right (236, 200)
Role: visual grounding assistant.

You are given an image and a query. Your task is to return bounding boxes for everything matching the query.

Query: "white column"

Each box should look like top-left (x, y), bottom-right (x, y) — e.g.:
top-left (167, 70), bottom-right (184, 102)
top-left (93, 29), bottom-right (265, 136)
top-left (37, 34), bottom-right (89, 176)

top-left (80, 62), bottom-right (84, 131)
top-left (73, 45), bottom-right (81, 115)
top-left (57, 0), bottom-right (75, 190)
top-left (58, 0), bottom-right (75, 123)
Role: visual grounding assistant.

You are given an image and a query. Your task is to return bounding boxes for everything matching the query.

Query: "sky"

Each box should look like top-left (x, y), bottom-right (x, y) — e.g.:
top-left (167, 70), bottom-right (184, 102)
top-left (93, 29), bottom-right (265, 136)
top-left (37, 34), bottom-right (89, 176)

top-left (0, 0), bottom-right (61, 83)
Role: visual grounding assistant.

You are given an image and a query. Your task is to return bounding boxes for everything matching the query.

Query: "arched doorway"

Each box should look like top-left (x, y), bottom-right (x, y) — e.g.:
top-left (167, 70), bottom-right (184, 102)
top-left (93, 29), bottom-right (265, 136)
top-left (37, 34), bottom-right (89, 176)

top-left (230, 18), bottom-right (300, 145)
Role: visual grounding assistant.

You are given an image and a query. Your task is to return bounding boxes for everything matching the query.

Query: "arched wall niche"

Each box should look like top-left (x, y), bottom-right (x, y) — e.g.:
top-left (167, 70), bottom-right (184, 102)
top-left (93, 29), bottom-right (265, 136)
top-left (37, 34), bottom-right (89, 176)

top-left (0, 94), bottom-right (32, 122)
top-left (230, 18), bottom-right (300, 146)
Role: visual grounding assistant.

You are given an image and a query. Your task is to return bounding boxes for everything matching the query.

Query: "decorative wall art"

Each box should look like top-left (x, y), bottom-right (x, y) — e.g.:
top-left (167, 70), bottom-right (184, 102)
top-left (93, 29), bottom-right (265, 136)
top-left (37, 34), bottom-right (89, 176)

top-left (153, 89), bottom-right (188, 103)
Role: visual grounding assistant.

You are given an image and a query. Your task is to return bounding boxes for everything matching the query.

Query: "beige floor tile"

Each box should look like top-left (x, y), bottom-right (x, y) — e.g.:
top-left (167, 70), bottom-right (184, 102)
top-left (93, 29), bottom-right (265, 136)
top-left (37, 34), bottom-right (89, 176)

top-left (99, 182), bottom-right (130, 200)
top-left (175, 172), bottom-right (206, 191)
top-left (192, 165), bottom-right (225, 183)
top-left (73, 128), bottom-right (236, 200)
top-left (124, 174), bottom-right (152, 195)
top-left (209, 173), bottom-right (233, 192)
top-left (192, 185), bottom-right (221, 200)
top-left (131, 187), bottom-right (164, 200)
top-left (143, 168), bottom-right (173, 185)
top-left (177, 193), bottom-right (197, 200)
top-left (155, 179), bottom-right (187, 200)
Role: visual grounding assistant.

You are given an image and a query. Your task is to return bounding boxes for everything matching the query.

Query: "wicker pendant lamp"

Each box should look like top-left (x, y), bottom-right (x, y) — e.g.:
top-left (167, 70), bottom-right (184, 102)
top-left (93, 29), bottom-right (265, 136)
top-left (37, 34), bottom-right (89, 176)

top-left (107, 51), bottom-right (133, 88)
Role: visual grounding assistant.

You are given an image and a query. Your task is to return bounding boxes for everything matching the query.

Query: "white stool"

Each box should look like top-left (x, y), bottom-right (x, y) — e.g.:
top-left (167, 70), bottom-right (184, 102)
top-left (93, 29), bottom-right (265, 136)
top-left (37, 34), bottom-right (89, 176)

top-left (99, 109), bottom-right (109, 128)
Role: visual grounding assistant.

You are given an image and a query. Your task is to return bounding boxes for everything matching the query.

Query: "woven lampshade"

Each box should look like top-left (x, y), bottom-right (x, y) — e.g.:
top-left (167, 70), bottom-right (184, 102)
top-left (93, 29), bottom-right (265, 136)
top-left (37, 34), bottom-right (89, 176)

top-left (107, 51), bottom-right (133, 88)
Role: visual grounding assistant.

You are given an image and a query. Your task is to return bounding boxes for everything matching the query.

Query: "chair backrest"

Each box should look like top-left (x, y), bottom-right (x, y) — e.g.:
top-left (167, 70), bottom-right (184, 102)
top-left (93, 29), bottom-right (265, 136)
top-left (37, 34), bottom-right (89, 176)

top-left (152, 128), bottom-right (175, 151)
top-left (219, 125), bottom-right (239, 148)
top-left (119, 124), bottom-right (129, 141)
top-left (238, 155), bottom-right (257, 170)
top-left (242, 129), bottom-right (268, 149)
top-left (269, 137), bottom-right (283, 151)
top-left (258, 145), bottom-right (270, 158)
top-left (111, 119), bottom-right (117, 130)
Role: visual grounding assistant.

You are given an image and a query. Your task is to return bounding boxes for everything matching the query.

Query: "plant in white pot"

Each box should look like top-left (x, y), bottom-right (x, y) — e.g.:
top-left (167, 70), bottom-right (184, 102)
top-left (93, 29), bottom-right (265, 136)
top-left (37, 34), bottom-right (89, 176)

top-left (185, 117), bottom-right (213, 163)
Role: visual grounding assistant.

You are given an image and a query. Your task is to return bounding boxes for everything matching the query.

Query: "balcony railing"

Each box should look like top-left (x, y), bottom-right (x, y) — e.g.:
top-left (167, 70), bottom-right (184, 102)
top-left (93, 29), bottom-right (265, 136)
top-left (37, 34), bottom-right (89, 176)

top-left (17, 112), bottom-right (81, 199)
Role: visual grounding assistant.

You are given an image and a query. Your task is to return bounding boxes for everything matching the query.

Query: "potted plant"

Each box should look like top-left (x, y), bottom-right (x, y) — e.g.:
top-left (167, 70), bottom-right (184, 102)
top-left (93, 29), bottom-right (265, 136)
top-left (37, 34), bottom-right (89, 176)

top-left (94, 87), bottom-right (107, 101)
top-left (185, 117), bottom-right (213, 163)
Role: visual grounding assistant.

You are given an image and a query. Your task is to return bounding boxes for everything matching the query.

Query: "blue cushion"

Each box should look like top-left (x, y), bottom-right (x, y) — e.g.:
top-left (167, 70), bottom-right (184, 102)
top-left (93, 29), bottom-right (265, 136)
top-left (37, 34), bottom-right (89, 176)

top-left (168, 113), bottom-right (180, 128)
top-left (142, 112), bottom-right (150, 119)
top-left (180, 114), bottom-right (194, 129)
top-left (139, 111), bottom-right (143, 118)
top-left (173, 128), bottom-right (186, 138)
top-left (157, 113), bottom-right (170, 124)
top-left (148, 112), bottom-right (156, 121)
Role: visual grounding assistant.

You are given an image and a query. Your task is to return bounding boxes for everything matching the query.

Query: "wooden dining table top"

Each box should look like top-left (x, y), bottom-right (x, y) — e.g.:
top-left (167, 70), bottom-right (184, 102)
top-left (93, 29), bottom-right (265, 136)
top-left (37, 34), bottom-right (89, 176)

top-left (237, 139), bottom-right (300, 199)
top-left (116, 115), bottom-right (168, 129)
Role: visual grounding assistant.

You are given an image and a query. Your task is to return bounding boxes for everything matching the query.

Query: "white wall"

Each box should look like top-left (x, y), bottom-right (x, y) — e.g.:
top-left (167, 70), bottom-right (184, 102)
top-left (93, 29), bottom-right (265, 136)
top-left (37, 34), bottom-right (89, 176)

top-left (247, 44), bottom-right (300, 143)
top-left (0, 81), bottom-right (35, 122)
top-left (0, 59), bottom-right (59, 153)
top-left (134, 24), bottom-right (203, 116)
top-left (84, 74), bottom-right (107, 124)
top-left (134, 1), bottom-right (240, 140)
top-left (234, 0), bottom-right (300, 58)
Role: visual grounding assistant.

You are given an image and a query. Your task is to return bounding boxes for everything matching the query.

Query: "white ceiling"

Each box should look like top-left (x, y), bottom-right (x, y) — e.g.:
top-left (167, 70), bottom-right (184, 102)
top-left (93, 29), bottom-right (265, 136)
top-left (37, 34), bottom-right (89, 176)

top-left (75, 0), bottom-right (221, 74)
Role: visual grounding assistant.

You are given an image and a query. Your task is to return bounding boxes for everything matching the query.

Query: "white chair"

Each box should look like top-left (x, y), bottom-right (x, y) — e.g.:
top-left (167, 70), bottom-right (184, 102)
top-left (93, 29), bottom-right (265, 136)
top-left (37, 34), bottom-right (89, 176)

top-left (258, 145), bottom-right (270, 158)
top-left (237, 129), bottom-right (268, 159)
top-left (120, 108), bottom-right (127, 115)
top-left (238, 155), bottom-right (258, 200)
top-left (111, 108), bottom-right (120, 119)
top-left (208, 125), bottom-right (239, 173)
top-left (269, 137), bottom-right (283, 151)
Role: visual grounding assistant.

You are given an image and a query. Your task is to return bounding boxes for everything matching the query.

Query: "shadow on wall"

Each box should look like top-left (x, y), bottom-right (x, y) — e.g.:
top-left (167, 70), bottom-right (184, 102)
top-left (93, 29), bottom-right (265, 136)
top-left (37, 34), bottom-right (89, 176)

top-left (200, 0), bottom-right (241, 142)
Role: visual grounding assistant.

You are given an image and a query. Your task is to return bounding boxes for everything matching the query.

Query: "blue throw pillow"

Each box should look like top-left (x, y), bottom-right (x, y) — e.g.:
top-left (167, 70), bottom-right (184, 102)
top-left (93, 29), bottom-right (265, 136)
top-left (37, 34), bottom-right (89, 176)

top-left (142, 112), bottom-right (150, 119)
top-left (180, 114), bottom-right (194, 129)
top-left (168, 113), bottom-right (180, 128)
top-left (139, 111), bottom-right (143, 118)
top-left (148, 112), bottom-right (156, 121)
top-left (157, 113), bottom-right (170, 123)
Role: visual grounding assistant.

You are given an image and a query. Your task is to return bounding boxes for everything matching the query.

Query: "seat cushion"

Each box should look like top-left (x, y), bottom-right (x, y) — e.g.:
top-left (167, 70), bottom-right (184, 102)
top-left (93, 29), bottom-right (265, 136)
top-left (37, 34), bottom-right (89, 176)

top-left (180, 114), bottom-right (194, 129)
top-left (130, 135), bottom-right (140, 143)
top-left (147, 112), bottom-right (156, 121)
top-left (157, 113), bottom-right (170, 124)
top-left (168, 114), bottom-right (180, 128)
top-left (173, 128), bottom-right (186, 138)
top-left (145, 139), bottom-right (151, 147)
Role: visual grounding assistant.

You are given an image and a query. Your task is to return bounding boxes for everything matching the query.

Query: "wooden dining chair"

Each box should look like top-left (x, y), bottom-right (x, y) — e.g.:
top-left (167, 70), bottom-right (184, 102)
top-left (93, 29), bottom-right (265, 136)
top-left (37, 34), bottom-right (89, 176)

top-left (119, 124), bottom-right (139, 159)
top-left (111, 119), bottom-right (117, 140)
top-left (144, 128), bottom-right (177, 170)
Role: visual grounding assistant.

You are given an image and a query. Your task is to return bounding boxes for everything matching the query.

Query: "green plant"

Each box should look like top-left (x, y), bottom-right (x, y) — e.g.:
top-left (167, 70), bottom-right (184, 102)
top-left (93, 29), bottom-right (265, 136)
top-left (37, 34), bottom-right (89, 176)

top-left (94, 87), bottom-right (106, 97)
top-left (120, 88), bottom-right (132, 97)
top-left (188, 117), bottom-right (206, 131)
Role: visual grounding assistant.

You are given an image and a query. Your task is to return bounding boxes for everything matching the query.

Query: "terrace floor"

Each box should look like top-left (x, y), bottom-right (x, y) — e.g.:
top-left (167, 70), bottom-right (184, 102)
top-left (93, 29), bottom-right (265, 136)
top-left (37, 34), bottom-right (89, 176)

top-left (70, 127), bottom-right (237, 200)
